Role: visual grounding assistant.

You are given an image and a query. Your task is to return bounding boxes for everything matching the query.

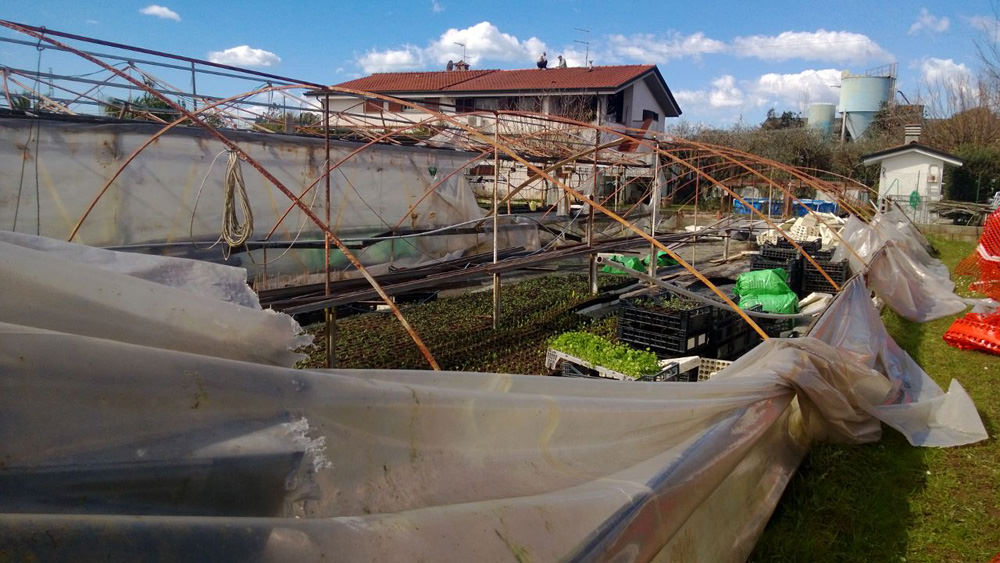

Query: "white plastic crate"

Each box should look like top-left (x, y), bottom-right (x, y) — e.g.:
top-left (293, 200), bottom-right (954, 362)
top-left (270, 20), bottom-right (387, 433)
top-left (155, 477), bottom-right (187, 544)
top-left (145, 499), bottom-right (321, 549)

top-left (697, 358), bottom-right (733, 381)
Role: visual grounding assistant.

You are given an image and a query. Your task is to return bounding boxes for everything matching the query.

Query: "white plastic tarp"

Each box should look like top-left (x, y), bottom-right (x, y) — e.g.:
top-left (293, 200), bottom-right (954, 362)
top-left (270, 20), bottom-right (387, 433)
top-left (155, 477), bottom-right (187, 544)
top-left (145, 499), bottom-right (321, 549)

top-left (0, 234), bottom-right (987, 561)
top-left (834, 208), bottom-right (969, 322)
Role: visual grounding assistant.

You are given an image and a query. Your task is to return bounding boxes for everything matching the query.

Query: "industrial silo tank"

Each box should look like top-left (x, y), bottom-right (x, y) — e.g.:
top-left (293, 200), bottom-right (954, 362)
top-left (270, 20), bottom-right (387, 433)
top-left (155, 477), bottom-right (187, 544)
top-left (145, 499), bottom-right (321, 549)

top-left (839, 74), bottom-right (892, 139)
top-left (807, 103), bottom-right (836, 136)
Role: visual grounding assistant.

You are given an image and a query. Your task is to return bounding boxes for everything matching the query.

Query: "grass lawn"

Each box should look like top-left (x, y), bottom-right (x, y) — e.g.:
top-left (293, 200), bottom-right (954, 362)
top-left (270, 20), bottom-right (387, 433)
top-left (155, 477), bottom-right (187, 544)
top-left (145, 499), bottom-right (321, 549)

top-left (750, 236), bottom-right (1000, 562)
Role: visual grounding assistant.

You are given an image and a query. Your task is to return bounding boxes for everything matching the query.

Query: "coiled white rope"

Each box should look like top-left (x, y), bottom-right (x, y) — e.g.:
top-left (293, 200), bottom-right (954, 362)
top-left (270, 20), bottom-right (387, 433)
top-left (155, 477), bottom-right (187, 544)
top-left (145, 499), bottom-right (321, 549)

top-left (222, 149), bottom-right (253, 251)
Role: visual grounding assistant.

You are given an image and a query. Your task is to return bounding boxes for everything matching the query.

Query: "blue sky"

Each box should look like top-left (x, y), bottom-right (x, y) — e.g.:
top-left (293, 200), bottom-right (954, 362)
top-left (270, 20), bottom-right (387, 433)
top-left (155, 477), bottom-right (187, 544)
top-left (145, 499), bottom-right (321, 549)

top-left (1, 1), bottom-right (994, 126)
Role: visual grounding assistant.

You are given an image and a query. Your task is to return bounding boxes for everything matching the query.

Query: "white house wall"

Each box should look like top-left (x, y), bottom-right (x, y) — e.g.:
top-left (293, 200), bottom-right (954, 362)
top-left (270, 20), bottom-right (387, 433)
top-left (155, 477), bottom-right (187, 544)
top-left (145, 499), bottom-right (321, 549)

top-left (624, 79), bottom-right (664, 132)
top-left (876, 152), bottom-right (945, 201)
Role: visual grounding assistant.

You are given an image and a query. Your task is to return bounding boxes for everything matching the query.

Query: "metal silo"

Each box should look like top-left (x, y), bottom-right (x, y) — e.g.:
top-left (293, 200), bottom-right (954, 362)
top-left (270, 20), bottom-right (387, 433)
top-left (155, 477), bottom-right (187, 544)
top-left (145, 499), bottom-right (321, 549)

top-left (838, 68), bottom-right (894, 140)
top-left (807, 103), bottom-right (836, 136)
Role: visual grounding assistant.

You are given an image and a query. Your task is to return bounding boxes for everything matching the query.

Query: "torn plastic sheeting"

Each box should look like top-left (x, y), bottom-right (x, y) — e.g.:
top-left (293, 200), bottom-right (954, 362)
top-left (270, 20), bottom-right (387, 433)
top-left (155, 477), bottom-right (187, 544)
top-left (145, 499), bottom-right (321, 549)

top-left (0, 232), bottom-right (308, 366)
top-left (0, 232), bottom-right (989, 559)
top-left (0, 264), bottom-right (987, 562)
top-left (834, 209), bottom-right (968, 322)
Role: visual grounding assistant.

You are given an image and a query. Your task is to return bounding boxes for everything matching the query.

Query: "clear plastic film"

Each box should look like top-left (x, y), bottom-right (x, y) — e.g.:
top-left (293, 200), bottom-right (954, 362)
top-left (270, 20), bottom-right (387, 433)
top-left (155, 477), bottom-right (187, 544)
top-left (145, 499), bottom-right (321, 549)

top-left (834, 208), bottom-right (969, 322)
top-left (0, 236), bottom-right (987, 561)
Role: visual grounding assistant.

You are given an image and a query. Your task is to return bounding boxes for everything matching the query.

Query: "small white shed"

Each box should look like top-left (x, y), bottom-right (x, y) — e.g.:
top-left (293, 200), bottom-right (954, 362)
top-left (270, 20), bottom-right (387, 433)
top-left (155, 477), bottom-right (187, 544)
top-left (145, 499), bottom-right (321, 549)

top-left (861, 142), bottom-right (963, 221)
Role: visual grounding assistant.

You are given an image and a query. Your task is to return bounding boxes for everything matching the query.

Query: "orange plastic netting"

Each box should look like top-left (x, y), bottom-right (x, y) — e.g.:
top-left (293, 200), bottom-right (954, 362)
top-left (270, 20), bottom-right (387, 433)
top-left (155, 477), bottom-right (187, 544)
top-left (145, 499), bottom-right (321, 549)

top-left (945, 208), bottom-right (1000, 353)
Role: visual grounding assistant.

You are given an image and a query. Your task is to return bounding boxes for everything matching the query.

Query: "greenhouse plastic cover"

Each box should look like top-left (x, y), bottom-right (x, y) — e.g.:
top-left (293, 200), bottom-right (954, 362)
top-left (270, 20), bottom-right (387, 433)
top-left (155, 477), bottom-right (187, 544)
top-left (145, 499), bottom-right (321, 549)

top-left (833, 208), bottom-right (970, 322)
top-left (0, 233), bottom-right (986, 561)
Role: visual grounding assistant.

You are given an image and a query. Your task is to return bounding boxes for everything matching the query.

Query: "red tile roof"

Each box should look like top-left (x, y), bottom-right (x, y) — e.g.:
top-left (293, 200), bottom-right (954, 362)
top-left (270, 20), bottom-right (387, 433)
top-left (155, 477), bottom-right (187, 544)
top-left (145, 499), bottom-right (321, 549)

top-left (334, 70), bottom-right (494, 93)
top-left (333, 65), bottom-right (657, 94)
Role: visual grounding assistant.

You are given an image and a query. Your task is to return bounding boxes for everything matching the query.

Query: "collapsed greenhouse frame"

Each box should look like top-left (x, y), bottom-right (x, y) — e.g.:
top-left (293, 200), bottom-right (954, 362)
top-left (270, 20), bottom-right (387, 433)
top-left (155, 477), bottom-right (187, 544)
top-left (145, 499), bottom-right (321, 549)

top-left (0, 19), bottom-right (988, 561)
top-left (0, 19), bottom-right (878, 365)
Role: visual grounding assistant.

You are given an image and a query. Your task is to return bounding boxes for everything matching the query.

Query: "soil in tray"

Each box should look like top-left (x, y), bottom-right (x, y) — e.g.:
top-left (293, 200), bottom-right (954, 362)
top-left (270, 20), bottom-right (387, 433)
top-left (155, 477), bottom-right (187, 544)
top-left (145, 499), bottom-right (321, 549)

top-left (296, 274), bottom-right (624, 374)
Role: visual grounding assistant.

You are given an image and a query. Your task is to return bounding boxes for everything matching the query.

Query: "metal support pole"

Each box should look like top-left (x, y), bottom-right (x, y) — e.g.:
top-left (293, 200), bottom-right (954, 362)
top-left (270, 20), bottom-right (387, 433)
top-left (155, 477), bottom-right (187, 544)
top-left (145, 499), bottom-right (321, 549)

top-left (492, 111), bottom-right (501, 329)
top-left (648, 146), bottom-right (660, 280)
top-left (589, 133), bottom-right (598, 295)
top-left (693, 170), bottom-right (699, 268)
top-left (190, 61), bottom-right (197, 111)
top-left (324, 93), bottom-right (335, 368)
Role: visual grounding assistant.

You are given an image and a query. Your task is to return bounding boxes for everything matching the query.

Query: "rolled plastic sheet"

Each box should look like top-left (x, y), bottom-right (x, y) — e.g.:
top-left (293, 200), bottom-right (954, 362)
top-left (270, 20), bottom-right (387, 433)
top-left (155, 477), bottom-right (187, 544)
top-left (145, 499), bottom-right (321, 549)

top-left (834, 209), bottom-right (969, 322)
top-left (0, 232), bottom-right (309, 366)
top-left (0, 238), bottom-right (986, 561)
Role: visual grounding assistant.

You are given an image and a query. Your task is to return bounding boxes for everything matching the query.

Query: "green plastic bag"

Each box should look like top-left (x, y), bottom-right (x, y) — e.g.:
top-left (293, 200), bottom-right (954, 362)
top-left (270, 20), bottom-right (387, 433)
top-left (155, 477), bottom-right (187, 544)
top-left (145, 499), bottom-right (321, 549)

top-left (734, 268), bottom-right (791, 297)
top-left (600, 255), bottom-right (646, 275)
top-left (739, 293), bottom-right (800, 314)
top-left (601, 252), bottom-right (678, 275)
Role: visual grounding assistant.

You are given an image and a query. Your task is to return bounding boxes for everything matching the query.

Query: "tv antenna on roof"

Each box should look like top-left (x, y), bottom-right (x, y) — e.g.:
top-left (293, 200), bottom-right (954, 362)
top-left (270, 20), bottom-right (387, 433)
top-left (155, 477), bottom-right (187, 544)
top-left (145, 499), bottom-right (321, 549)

top-left (454, 42), bottom-right (467, 62)
top-left (574, 28), bottom-right (590, 67)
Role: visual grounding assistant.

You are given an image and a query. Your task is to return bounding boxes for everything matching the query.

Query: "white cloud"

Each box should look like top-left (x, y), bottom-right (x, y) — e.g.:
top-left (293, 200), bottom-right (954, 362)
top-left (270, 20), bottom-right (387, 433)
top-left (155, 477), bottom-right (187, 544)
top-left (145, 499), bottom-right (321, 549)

top-left (708, 75), bottom-right (744, 107)
top-left (731, 30), bottom-right (892, 64)
top-left (675, 75), bottom-right (744, 110)
top-left (607, 32), bottom-right (725, 62)
top-left (358, 46), bottom-right (424, 73)
top-left (357, 21), bottom-right (546, 72)
top-left (431, 0), bottom-right (444, 13)
top-left (427, 22), bottom-right (545, 65)
top-left (919, 57), bottom-right (975, 101)
top-left (673, 69), bottom-right (842, 122)
top-left (207, 45), bottom-right (281, 67)
top-left (909, 8), bottom-right (949, 35)
top-left (139, 5), bottom-right (180, 22)
top-left (752, 69), bottom-right (841, 109)
top-left (969, 15), bottom-right (1000, 42)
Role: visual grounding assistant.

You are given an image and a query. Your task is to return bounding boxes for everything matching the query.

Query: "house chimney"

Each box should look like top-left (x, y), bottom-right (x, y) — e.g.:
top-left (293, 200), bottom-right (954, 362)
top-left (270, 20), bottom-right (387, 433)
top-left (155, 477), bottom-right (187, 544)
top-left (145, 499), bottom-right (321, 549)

top-left (904, 124), bottom-right (921, 144)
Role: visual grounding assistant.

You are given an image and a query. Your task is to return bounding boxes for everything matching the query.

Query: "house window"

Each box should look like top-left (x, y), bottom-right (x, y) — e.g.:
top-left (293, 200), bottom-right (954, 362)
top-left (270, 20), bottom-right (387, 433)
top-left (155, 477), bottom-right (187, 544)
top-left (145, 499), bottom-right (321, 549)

top-left (642, 109), bottom-right (659, 122)
top-left (364, 99), bottom-right (383, 113)
top-left (454, 98), bottom-right (476, 113)
top-left (498, 96), bottom-right (542, 112)
top-left (553, 95), bottom-right (597, 121)
top-left (606, 92), bottom-right (624, 123)
top-left (421, 98), bottom-right (440, 111)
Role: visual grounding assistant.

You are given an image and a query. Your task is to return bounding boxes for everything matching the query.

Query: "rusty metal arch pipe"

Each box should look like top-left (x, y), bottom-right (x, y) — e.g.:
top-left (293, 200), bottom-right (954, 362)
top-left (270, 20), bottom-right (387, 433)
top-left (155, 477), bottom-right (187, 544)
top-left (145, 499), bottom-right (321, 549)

top-left (65, 83), bottom-right (285, 242)
top-left (677, 139), bottom-right (867, 272)
top-left (262, 113), bottom-right (446, 240)
top-left (2, 21), bottom-right (443, 370)
top-left (661, 142), bottom-right (848, 291)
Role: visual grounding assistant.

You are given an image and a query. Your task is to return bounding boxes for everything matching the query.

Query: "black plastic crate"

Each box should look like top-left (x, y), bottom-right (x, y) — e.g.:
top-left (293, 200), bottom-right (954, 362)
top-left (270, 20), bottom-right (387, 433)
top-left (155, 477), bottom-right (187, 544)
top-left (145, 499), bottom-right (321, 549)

top-left (775, 238), bottom-right (821, 251)
top-left (759, 244), bottom-right (803, 261)
top-left (749, 255), bottom-right (801, 294)
top-left (714, 331), bottom-right (756, 360)
top-left (802, 259), bottom-right (850, 294)
top-left (618, 323), bottom-right (711, 357)
top-left (620, 294), bottom-right (713, 335)
top-left (756, 315), bottom-right (795, 337)
top-left (807, 249), bottom-right (834, 261)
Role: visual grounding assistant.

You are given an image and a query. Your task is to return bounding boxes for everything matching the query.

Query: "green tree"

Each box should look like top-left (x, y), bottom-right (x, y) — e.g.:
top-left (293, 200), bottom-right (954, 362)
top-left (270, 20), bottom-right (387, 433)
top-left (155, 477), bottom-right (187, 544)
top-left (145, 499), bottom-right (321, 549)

top-left (104, 93), bottom-right (176, 121)
top-left (945, 143), bottom-right (1000, 201)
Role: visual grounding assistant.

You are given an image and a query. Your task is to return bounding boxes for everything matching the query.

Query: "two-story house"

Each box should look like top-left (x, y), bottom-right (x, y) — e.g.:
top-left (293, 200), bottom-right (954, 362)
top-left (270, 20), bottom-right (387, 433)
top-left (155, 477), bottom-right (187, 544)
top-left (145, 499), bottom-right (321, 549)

top-left (307, 65), bottom-right (681, 211)
top-left (312, 64), bottom-right (680, 135)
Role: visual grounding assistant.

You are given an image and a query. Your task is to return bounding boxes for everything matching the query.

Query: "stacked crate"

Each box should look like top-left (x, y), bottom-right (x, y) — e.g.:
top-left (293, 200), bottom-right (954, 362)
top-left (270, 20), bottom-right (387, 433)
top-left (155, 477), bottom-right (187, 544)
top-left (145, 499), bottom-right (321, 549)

top-left (618, 293), bottom-right (713, 357)
top-left (755, 242), bottom-right (851, 296)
